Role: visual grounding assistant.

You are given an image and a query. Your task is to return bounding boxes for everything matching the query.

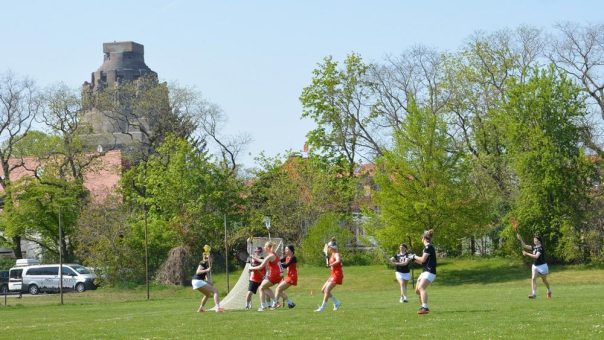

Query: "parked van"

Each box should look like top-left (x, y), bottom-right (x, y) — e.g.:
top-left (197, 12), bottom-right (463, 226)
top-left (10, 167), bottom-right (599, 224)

top-left (9, 264), bottom-right (97, 295)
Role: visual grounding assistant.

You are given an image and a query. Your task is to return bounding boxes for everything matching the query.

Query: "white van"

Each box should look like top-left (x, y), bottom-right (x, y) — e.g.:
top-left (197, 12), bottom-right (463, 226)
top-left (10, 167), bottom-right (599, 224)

top-left (9, 264), bottom-right (97, 295)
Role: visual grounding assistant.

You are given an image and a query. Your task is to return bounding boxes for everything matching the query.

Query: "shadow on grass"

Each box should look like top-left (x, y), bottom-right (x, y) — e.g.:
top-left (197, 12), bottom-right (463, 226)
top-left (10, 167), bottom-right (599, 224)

top-left (433, 258), bottom-right (529, 286)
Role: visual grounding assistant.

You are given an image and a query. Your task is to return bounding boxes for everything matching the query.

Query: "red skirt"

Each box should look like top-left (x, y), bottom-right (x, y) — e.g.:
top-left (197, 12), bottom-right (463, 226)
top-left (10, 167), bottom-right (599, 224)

top-left (328, 274), bottom-right (343, 285)
top-left (284, 275), bottom-right (298, 286)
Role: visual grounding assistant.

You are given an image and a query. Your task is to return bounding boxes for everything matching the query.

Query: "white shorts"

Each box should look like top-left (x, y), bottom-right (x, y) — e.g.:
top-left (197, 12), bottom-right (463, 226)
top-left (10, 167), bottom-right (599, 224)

top-left (532, 264), bottom-right (549, 276)
top-left (418, 271), bottom-right (436, 283)
top-left (192, 279), bottom-right (208, 290)
top-left (395, 272), bottom-right (411, 281)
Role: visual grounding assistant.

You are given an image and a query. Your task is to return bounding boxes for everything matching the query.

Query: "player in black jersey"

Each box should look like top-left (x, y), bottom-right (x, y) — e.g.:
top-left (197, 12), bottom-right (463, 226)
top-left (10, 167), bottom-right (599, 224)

top-left (517, 233), bottom-right (552, 299)
top-left (389, 243), bottom-right (413, 303)
top-left (412, 229), bottom-right (437, 315)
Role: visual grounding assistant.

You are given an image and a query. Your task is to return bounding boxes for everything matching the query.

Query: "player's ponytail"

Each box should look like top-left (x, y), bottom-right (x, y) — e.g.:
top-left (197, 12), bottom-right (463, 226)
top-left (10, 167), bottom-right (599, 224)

top-left (422, 229), bottom-right (434, 241)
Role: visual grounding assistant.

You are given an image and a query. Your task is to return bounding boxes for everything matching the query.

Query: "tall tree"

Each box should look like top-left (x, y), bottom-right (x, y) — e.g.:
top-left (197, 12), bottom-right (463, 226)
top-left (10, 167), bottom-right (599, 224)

top-left (301, 54), bottom-right (382, 174)
top-left (500, 67), bottom-right (596, 262)
top-left (0, 71), bottom-right (41, 258)
top-left (373, 100), bottom-right (488, 252)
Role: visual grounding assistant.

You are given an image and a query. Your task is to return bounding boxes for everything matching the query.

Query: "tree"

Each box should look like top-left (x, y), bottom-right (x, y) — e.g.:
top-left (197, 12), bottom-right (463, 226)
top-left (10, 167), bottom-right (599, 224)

top-left (3, 175), bottom-right (87, 261)
top-left (373, 100), bottom-right (488, 253)
top-left (74, 195), bottom-right (143, 285)
top-left (0, 71), bottom-right (41, 258)
top-left (301, 54), bottom-right (382, 175)
top-left (121, 135), bottom-right (243, 281)
top-left (246, 153), bottom-right (356, 246)
top-left (500, 67), bottom-right (596, 262)
top-left (548, 22), bottom-right (604, 157)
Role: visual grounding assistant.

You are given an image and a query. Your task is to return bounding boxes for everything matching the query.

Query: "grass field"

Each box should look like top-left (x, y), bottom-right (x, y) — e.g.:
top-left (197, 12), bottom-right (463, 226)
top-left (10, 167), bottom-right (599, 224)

top-left (1, 258), bottom-right (603, 339)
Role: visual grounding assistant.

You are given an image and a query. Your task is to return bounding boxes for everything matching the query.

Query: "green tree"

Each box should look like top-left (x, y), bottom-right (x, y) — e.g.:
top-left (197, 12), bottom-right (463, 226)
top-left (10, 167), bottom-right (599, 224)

top-left (500, 67), bottom-right (596, 262)
top-left (300, 54), bottom-right (382, 176)
top-left (373, 100), bottom-right (488, 253)
top-left (121, 135), bottom-right (243, 280)
top-left (300, 213), bottom-right (354, 266)
top-left (2, 176), bottom-right (87, 261)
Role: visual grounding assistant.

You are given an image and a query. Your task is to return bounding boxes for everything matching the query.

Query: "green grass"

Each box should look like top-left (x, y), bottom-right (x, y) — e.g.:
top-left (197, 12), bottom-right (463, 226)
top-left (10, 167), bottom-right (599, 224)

top-left (1, 258), bottom-right (603, 339)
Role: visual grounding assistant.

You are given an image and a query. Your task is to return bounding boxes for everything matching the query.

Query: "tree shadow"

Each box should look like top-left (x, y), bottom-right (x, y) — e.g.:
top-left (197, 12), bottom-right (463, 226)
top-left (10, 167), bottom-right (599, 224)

top-left (433, 259), bottom-right (529, 286)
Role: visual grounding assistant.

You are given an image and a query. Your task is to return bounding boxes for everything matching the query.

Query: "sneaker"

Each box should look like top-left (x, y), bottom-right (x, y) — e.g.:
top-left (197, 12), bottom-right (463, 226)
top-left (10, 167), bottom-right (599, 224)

top-left (399, 297), bottom-right (404, 303)
top-left (333, 301), bottom-right (342, 311)
top-left (528, 295), bottom-right (536, 299)
top-left (314, 306), bottom-right (325, 312)
top-left (403, 299), bottom-right (408, 303)
top-left (546, 291), bottom-right (552, 299)
top-left (417, 307), bottom-right (430, 315)
top-left (272, 302), bottom-right (282, 309)
top-left (197, 306), bottom-right (206, 313)
top-left (287, 302), bottom-right (296, 309)
top-left (258, 307), bottom-right (266, 312)
top-left (215, 307), bottom-right (225, 313)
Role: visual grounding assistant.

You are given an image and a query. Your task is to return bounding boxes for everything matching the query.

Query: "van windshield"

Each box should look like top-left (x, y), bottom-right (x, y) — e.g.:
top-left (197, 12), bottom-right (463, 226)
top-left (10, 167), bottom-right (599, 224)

top-left (70, 265), bottom-right (91, 274)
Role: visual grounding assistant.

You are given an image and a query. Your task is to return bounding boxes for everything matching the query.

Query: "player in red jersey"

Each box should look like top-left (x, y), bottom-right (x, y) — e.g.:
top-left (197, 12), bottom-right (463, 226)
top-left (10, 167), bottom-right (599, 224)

top-left (315, 240), bottom-right (343, 312)
top-left (249, 241), bottom-right (281, 311)
top-left (245, 247), bottom-right (266, 309)
top-left (274, 244), bottom-right (298, 309)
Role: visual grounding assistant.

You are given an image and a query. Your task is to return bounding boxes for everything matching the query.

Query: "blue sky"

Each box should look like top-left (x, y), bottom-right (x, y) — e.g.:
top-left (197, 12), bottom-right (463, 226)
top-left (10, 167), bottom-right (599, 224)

top-left (1, 0), bottom-right (601, 167)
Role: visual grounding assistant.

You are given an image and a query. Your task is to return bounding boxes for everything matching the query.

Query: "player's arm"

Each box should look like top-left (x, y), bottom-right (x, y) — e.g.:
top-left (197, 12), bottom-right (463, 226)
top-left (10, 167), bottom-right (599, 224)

top-left (249, 253), bottom-right (274, 271)
top-left (516, 234), bottom-right (532, 251)
top-left (522, 250), bottom-right (539, 259)
top-left (413, 252), bottom-right (428, 265)
top-left (196, 265), bottom-right (209, 275)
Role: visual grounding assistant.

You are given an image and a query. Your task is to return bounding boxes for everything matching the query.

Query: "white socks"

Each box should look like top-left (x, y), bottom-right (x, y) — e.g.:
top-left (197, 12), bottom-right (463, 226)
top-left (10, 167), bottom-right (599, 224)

top-left (421, 303), bottom-right (428, 309)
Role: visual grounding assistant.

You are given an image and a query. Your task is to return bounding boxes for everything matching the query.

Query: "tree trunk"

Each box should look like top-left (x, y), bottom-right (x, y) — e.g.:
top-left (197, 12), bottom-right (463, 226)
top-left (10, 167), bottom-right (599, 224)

top-left (12, 236), bottom-right (23, 259)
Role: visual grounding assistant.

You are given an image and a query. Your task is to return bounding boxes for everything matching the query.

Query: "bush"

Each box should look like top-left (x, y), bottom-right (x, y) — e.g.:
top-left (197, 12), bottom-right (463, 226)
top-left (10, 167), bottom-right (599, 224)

top-left (300, 213), bottom-right (354, 266)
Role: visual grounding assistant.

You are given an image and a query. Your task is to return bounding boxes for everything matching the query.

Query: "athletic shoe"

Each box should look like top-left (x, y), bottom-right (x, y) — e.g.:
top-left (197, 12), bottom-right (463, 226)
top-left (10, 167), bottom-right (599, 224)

top-left (528, 295), bottom-right (536, 299)
top-left (314, 306), bottom-right (325, 312)
top-left (272, 302), bottom-right (282, 309)
top-left (257, 307), bottom-right (266, 312)
top-left (333, 301), bottom-right (342, 311)
top-left (287, 302), bottom-right (296, 309)
top-left (197, 307), bottom-right (206, 313)
top-left (417, 307), bottom-right (430, 315)
top-left (403, 299), bottom-right (408, 303)
top-left (546, 291), bottom-right (552, 299)
top-left (399, 297), bottom-right (404, 303)
top-left (215, 307), bottom-right (225, 313)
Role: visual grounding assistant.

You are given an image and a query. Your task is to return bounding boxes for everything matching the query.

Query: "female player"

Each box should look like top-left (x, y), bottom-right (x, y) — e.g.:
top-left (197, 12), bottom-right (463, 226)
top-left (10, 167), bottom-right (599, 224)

top-left (249, 241), bottom-right (281, 311)
top-left (274, 244), bottom-right (298, 309)
top-left (192, 252), bottom-right (224, 313)
top-left (245, 247), bottom-right (265, 309)
top-left (390, 243), bottom-right (413, 303)
top-left (412, 229), bottom-right (436, 315)
top-left (517, 233), bottom-right (552, 299)
top-left (315, 240), bottom-right (343, 312)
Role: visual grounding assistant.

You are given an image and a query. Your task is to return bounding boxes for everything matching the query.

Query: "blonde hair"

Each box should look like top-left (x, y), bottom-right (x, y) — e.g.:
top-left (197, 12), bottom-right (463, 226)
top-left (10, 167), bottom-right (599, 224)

top-left (422, 229), bottom-right (434, 241)
top-left (264, 241), bottom-right (275, 250)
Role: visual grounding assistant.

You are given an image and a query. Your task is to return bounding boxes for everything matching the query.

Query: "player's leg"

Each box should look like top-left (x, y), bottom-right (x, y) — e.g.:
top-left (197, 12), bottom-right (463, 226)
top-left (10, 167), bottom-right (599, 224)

top-left (257, 279), bottom-right (270, 311)
top-left (529, 266), bottom-right (538, 298)
top-left (402, 279), bottom-right (409, 302)
top-left (196, 287), bottom-right (210, 312)
top-left (201, 283), bottom-right (223, 312)
top-left (416, 274), bottom-right (431, 314)
top-left (315, 280), bottom-right (333, 312)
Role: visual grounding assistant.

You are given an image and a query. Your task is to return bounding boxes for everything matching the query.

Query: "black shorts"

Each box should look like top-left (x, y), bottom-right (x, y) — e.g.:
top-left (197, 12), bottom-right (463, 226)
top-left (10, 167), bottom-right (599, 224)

top-left (248, 281), bottom-right (262, 294)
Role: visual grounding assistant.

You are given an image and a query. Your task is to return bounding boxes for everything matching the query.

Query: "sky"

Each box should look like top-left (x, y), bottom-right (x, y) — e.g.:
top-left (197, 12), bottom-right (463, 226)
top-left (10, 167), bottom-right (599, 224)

top-left (1, 0), bottom-right (601, 168)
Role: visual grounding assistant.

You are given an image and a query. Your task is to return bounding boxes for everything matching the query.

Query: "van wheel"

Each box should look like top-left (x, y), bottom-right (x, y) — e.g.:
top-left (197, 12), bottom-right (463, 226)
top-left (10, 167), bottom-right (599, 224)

top-left (28, 284), bottom-right (39, 295)
top-left (75, 282), bottom-right (85, 293)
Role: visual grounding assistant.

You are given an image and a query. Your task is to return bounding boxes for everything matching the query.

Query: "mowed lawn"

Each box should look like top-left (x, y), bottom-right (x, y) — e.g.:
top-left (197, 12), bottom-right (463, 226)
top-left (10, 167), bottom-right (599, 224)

top-left (1, 258), bottom-right (603, 339)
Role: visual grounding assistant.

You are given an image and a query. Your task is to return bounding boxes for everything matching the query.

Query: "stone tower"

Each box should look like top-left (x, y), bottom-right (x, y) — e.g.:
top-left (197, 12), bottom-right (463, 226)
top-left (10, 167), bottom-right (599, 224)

top-left (80, 41), bottom-right (163, 154)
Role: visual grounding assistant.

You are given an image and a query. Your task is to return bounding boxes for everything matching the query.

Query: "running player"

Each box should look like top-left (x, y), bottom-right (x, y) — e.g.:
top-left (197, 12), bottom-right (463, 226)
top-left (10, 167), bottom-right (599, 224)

top-left (315, 240), bottom-right (343, 312)
top-left (274, 244), bottom-right (298, 309)
top-left (245, 247), bottom-right (265, 309)
top-left (390, 243), bottom-right (412, 303)
top-left (249, 241), bottom-right (281, 311)
top-left (192, 253), bottom-right (224, 313)
top-left (517, 233), bottom-right (552, 299)
top-left (412, 229), bottom-right (436, 315)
